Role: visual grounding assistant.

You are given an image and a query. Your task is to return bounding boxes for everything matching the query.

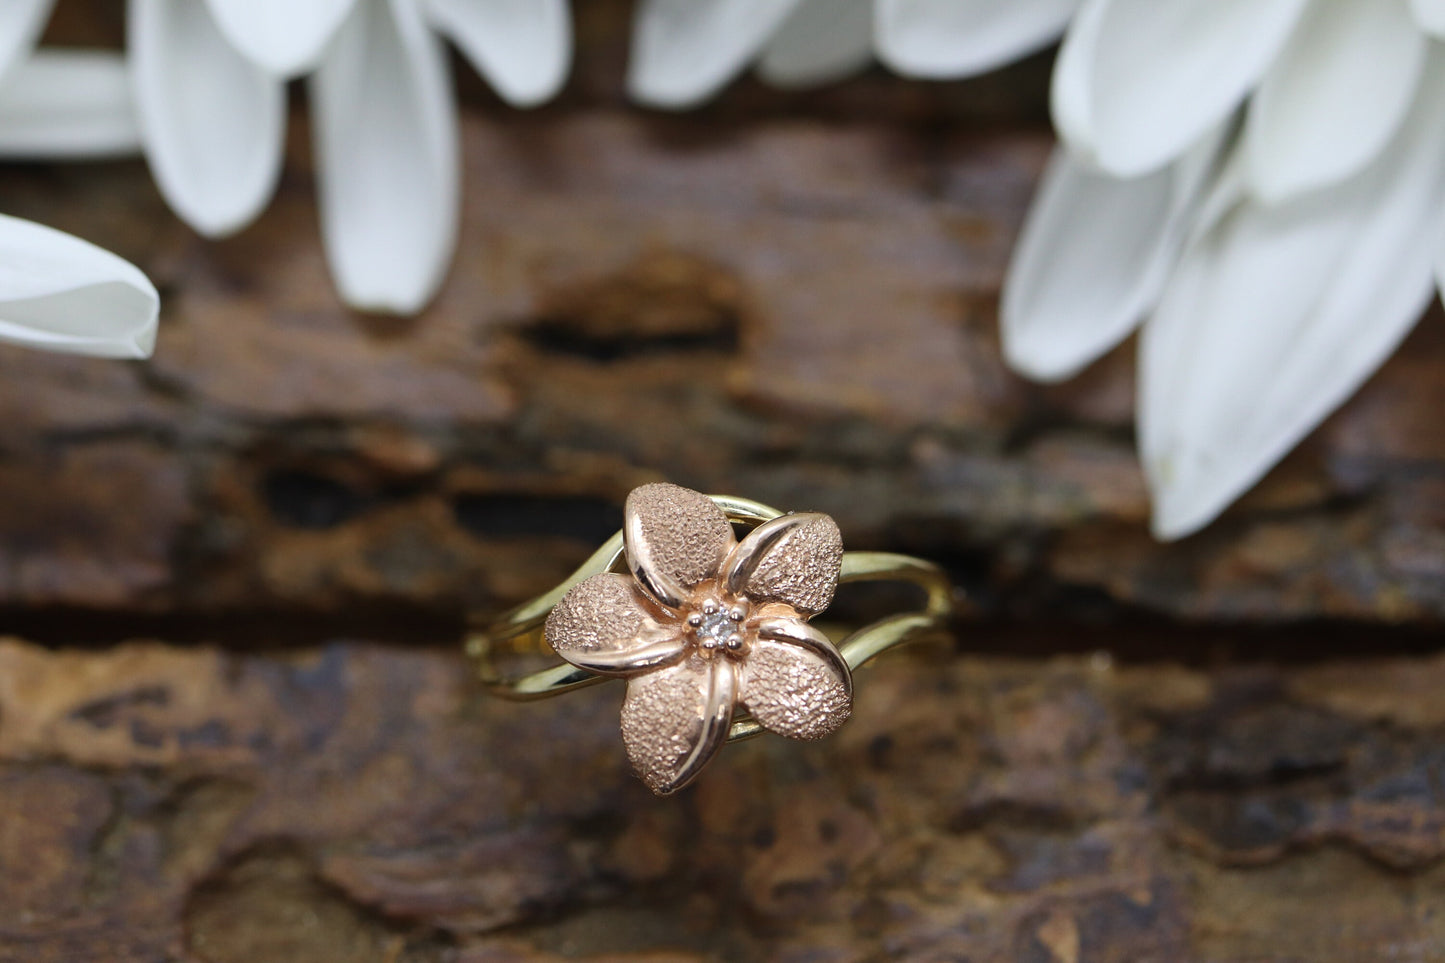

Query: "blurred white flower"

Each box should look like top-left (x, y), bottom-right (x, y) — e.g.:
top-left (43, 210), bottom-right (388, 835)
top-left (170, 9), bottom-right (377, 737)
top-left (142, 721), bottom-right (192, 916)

top-left (1004, 0), bottom-right (1445, 538)
top-left (0, 0), bottom-right (140, 159)
top-left (628, 0), bottom-right (1080, 108)
top-left (130, 0), bottom-right (571, 314)
top-left (0, 213), bottom-right (159, 359)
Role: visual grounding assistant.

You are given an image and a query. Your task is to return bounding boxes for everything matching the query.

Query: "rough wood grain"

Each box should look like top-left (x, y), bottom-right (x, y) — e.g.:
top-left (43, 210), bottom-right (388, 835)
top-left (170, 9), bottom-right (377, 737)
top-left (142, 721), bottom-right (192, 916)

top-left (1, 105), bottom-right (1443, 634)
top-left (2, 637), bottom-right (1444, 962)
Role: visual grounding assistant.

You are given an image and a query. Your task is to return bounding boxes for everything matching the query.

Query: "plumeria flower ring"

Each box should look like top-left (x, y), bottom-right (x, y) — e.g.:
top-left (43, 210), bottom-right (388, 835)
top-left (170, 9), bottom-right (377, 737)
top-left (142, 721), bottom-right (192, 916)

top-left (1004, 0), bottom-right (1445, 538)
top-left (546, 483), bottom-right (851, 795)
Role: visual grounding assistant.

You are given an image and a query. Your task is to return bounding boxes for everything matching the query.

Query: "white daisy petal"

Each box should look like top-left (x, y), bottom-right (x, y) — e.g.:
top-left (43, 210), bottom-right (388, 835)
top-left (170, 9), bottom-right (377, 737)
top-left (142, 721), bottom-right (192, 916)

top-left (1077, 0), bottom-right (1309, 177)
top-left (1141, 53), bottom-right (1445, 540)
top-left (1246, 0), bottom-right (1426, 205)
top-left (1050, 0), bottom-right (1106, 158)
top-left (1003, 153), bottom-right (1177, 381)
top-left (628, 0), bottom-right (804, 109)
top-left (1435, 211), bottom-right (1445, 301)
top-left (0, 214), bottom-right (158, 359)
top-left (1003, 126), bottom-right (1228, 381)
top-left (312, 0), bottom-right (460, 314)
top-left (757, 0), bottom-right (872, 89)
top-left (202, 0), bottom-right (356, 78)
top-left (426, 0), bottom-right (570, 108)
top-left (876, 0), bottom-right (1079, 80)
top-left (0, 50), bottom-right (140, 159)
top-left (130, 0), bottom-right (286, 238)
top-left (1410, 0), bottom-right (1445, 38)
top-left (0, 0), bottom-right (56, 84)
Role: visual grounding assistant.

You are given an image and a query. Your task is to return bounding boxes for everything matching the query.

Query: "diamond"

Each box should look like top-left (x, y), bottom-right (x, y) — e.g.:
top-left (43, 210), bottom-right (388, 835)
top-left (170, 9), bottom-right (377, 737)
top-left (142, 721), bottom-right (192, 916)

top-left (693, 608), bottom-right (735, 648)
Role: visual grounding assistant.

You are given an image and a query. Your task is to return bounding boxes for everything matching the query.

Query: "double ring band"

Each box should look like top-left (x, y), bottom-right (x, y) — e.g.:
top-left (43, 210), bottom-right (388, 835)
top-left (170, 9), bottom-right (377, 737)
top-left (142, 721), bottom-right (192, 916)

top-left (468, 483), bottom-right (954, 795)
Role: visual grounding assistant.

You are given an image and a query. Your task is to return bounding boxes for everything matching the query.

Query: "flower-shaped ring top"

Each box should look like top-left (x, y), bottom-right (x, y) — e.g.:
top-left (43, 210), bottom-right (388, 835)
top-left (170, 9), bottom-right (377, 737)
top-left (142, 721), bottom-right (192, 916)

top-left (544, 483), bottom-right (850, 795)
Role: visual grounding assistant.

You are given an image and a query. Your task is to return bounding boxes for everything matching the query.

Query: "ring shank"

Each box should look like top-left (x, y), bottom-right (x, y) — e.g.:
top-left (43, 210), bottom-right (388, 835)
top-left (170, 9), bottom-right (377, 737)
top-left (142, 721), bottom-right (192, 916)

top-left (466, 495), bottom-right (954, 741)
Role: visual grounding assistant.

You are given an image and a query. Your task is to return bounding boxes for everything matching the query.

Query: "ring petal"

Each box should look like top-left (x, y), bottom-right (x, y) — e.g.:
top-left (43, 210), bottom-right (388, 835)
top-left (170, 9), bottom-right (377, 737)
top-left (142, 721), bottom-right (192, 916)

top-left (742, 617), bottom-right (852, 740)
top-left (621, 656), bottom-right (736, 795)
top-left (725, 512), bottom-right (842, 617)
top-left (545, 573), bottom-right (685, 676)
top-left (624, 483), bottom-right (735, 610)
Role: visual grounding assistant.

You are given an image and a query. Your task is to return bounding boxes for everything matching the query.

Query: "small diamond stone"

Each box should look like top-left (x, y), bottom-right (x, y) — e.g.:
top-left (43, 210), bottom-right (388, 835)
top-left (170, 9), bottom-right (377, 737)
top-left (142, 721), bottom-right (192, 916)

top-left (694, 608), bottom-right (735, 648)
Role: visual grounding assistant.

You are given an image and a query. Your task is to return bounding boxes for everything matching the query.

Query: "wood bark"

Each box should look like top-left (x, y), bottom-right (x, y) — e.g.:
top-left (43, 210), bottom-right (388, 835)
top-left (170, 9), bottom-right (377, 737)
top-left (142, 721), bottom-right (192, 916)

top-left (2, 105), bottom-right (1443, 632)
top-left (3, 638), bottom-right (1444, 962)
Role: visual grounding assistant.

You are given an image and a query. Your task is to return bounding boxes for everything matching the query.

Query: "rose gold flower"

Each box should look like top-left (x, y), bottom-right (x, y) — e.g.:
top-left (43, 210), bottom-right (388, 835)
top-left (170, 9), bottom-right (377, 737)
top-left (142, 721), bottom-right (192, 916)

top-left (545, 482), bottom-right (851, 795)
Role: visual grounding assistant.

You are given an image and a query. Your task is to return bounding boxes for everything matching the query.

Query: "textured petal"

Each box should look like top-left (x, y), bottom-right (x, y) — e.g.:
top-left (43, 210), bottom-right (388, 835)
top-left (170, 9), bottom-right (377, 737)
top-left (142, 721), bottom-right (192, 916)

top-left (724, 512), bottom-right (842, 617)
top-left (1412, 0), bottom-right (1445, 37)
top-left (621, 656), bottom-right (736, 795)
top-left (1245, 0), bottom-right (1426, 205)
top-left (0, 214), bottom-right (158, 359)
top-left (427, 0), bottom-right (570, 108)
top-left (1073, 0), bottom-right (1309, 176)
top-left (628, 0), bottom-right (804, 109)
top-left (545, 573), bottom-right (686, 676)
top-left (0, 0), bottom-right (55, 85)
top-left (311, 0), bottom-right (460, 314)
top-left (0, 50), bottom-right (140, 159)
top-left (757, 0), bottom-right (872, 90)
top-left (741, 618), bottom-right (852, 740)
top-left (876, 0), bottom-right (1078, 80)
top-left (203, 0), bottom-right (356, 77)
top-left (624, 483), bottom-right (735, 610)
top-left (1141, 52), bottom-right (1445, 540)
top-left (130, 0), bottom-right (286, 237)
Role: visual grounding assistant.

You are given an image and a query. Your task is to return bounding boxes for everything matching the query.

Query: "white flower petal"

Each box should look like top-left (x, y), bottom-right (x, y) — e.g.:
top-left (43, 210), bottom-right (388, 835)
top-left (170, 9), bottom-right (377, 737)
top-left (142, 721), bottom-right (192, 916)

top-left (628, 0), bottom-right (804, 109)
top-left (130, 0), bottom-right (286, 238)
top-left (202, 0), bottom-right (356, 78)
top-left (1435, 211), bottom-right (1445, 301)
top-left (1141, 53), bottom-right (1445, 540)
top-left (311, 0), bottom-right (460, 314)
top-left (876, 0), bottom-right (1079, 80)
top-left (1245, 0), bottom-right (1426, 205)
top-left (1074, 0), bottom-right (1308, 177)
top-left (1002, 153), bottom-right (1174, 381)
top-left (1003, 126), bottom-right (1228, 382)
top-left (0, 0), bottom-right (55, 84)
top-left (427, 0), bottom-right (570, 108)
top-left (757, 0), bottom-right (872, 89)
top-left (0, 214), bottom-right (158, 359)
top-left (0, 50), bottom-right (140, 159)
top-left (1050, 0), bottom-right (1109, 161)
top-left (1411, 0), bottom-right (1445, 37)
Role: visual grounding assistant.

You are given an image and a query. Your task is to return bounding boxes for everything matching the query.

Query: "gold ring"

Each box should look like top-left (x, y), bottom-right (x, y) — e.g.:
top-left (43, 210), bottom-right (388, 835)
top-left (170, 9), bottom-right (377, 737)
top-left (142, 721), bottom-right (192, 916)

top-left (467, 483), bottom-right (954, 795)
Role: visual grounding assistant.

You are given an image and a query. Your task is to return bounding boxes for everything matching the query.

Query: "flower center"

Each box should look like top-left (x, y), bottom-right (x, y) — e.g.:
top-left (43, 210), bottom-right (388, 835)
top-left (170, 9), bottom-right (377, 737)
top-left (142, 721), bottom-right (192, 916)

top-left (687, 598), bottom-right (749, 657)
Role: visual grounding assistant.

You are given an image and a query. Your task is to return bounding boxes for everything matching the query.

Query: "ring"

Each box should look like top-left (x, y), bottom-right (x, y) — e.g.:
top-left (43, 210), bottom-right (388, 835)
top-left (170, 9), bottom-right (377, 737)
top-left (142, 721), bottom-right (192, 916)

top-left (467, 483), bottom-right (954, 795)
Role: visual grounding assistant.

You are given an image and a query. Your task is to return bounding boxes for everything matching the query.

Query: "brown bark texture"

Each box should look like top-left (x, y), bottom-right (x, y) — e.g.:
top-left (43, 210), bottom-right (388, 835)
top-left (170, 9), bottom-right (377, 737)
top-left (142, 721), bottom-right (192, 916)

top-left (4, 5), bottom-right (1444, 632)
top-left (4, 639), bottom-right (1445, 963)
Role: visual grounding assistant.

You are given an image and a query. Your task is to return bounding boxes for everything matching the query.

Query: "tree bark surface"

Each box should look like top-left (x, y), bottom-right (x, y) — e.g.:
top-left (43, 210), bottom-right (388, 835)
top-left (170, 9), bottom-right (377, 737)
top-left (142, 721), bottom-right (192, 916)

top-left (2, 638), bottom-right (1443, 963)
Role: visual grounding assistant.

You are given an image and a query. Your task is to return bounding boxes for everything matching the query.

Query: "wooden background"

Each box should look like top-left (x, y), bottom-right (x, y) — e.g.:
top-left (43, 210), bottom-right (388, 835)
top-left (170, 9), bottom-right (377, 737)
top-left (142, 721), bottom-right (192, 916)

top-left (3, 3), bottom-right (1444, 961)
